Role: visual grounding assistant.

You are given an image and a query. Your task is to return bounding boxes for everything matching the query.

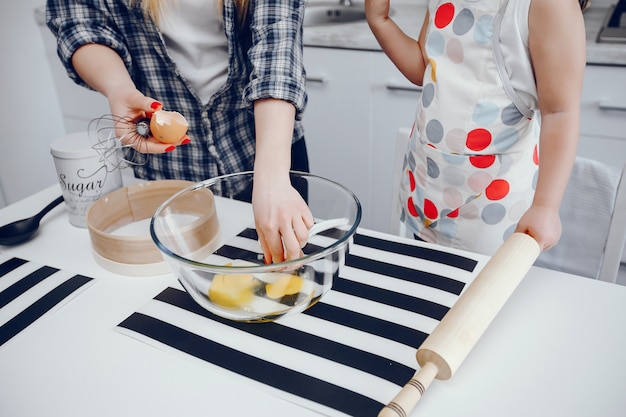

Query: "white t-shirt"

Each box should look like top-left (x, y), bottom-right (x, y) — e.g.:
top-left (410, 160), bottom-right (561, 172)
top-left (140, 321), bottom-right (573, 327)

top-left (159, 0), bottom-right (229, 105)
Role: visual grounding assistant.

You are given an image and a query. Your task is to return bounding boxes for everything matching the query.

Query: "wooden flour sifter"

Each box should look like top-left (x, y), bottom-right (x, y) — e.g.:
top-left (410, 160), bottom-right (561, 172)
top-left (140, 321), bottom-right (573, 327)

top-left (379, 232), bottom-right (541, 417)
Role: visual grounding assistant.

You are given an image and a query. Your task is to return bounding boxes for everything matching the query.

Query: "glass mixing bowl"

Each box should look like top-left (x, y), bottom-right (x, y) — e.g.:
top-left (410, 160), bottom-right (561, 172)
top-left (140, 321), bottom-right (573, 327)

top-left (150, 171), bottom-right (362, 322)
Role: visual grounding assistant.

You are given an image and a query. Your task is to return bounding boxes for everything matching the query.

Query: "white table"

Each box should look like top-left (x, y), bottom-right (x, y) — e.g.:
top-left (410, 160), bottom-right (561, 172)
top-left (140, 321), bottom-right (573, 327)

top-left (1, 184), bottom-right (625, 417)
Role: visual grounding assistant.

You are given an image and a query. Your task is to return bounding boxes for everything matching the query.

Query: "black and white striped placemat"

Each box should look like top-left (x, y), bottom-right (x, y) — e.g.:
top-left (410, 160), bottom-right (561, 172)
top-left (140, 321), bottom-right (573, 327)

top-left (0, 253), bottom-right (94, 347)
top-left (117, 229), bottom-right (484, 417)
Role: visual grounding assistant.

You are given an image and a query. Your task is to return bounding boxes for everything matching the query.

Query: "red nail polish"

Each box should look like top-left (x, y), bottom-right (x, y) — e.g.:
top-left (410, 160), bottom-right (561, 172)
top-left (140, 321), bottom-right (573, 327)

top-left (151, 101), bottom-right (162, 110)
top-left (181, 137), bottom-right (191, 145)
top-left (165, 145), bottom-right (176, 153)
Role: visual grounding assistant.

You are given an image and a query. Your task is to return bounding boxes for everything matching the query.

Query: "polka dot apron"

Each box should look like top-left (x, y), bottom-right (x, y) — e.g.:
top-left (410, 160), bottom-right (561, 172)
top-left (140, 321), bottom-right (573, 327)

top-left (400, 0), bottom-right (540, 255)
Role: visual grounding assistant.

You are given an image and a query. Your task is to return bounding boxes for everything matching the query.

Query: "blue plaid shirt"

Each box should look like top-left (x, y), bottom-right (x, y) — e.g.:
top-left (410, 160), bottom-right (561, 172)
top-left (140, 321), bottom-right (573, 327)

top-left (46, 0), bottom-right (307, 182)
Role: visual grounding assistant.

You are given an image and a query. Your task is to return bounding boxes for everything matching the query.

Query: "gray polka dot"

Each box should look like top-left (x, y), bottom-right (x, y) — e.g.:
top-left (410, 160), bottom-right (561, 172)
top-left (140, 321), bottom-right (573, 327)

top-left (503, 224), bottom-right (517, 241)
top-left (501, 103), bottom-right (524, 126)
top-left (407, 149), bottom-right (416, 171)
top-left (426, 157), bottom-right (440, 178)
top-left (438, 218), bottom-right (458, 238)
top-left (453, 8), bottom-right (475, 36)
top-left (482, 203), bottom-right (506, 225)
top-left (442, 165), bottom-right (465, 186)
top-left (494, 128), bottom-right (520, 152)
top-left (498, 154), bottom-right (513, 176)
top-left (473, 15), bottom-right (494, 44)
top-left (426, 31), bottom-right (445, 56)
top-left (415, 184), bottom-right (425, 204)
top-left (422, 83), bottom-right (435, 108)
top-left (425, 119), bottom-right (444, 143)
top-left (472, 101), bottom-right (499, 125)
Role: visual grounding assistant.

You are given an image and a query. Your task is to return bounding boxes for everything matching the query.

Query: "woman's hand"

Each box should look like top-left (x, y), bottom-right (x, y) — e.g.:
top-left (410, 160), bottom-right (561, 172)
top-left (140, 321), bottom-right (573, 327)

top-left (252, 174), bottom-right (314, 263)
top-left (107, 88), bottom-right (191, 154)
top-left (72, 43), bottom-right (190, 153)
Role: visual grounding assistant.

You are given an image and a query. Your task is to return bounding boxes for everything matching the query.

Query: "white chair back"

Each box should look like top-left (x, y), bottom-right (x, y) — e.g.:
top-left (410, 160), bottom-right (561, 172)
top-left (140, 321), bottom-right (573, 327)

top-left (535, 157), bottom-right (626, 283)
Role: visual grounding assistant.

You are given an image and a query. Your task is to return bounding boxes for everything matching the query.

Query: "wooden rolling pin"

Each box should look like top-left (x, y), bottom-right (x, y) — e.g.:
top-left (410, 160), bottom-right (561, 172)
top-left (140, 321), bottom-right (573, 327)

top-left (379, 232), bottom-right (541, 417)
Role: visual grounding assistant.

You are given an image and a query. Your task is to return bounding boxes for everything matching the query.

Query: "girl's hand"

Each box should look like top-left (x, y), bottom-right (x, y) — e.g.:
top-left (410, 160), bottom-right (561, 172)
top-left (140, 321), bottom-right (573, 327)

top-left (365, 0), bottom-right (392, 24)
top-left (515, 205), bottom-right (562, 251)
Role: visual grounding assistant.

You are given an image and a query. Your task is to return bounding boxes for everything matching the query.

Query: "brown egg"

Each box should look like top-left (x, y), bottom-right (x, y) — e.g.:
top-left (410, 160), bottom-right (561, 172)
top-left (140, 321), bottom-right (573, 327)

top-left (149, 110), bottom-right (189, 144)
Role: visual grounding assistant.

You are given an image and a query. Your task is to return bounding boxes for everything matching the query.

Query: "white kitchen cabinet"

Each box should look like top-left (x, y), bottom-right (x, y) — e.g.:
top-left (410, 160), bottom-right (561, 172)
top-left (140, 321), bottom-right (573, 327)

top-left (303, 47), bottom-right (373, 228)
top-left (577, 65), bottom-right (626, 169)
top-left (35, 7), bottom-right (109, 134)
top-left (576, 64), bottom-right (626, 263)
top-left (370, 57), bottom-right (422, 232)
top-left (303, 47), bottom-right (421, 233)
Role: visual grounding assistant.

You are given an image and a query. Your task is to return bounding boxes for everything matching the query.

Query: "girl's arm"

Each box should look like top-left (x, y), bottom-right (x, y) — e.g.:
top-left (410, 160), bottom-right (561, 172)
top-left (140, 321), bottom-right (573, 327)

top-left (365, 0), bottom-right (429, 85)
top-left (515, 0), bottom-right (586, 250)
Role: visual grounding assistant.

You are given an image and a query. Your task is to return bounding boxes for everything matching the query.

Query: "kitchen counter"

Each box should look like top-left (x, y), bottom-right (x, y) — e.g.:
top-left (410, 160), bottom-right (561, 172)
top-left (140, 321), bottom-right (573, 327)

top-left (303, 3), bottom-right (422, 51)
top-left (303, 4), bottom-right (626, 66)
top-left (584, 6), bottom-right (626, 65)
top-left (2, 184), bottom-right (626, 417)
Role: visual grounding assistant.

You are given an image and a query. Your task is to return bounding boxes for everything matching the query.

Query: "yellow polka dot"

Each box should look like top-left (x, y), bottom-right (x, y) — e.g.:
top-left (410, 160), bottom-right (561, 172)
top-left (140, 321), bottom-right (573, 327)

top-left (429, 58), bottom-right (437, 82)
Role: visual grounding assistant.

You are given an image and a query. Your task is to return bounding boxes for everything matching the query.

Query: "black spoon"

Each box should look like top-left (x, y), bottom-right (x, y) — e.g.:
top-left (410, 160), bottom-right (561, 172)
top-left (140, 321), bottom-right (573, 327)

top-left (0, 196), bottom-right (64, 246)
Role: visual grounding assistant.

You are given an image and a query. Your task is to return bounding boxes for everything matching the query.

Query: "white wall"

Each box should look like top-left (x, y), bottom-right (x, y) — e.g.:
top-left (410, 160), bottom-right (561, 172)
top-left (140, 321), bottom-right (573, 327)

top-left (0, 1), bottom-right (65, 208)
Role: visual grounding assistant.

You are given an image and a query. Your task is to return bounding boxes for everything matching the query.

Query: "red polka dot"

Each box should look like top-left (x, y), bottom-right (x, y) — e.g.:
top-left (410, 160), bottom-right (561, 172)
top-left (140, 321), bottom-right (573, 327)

top-left (408, 170), bottom-right (416, 192)
top-left (434, 3), bottom-right (455, 28)
top-left (533, 145), bottom-right (539, 165)
top-left (424, 199), bottom-right (438, 219)
top-left (469, 154), bottom-right (496, 169)
top-left (466, 129), bottom-right (492, 151)
top-left (447, 208), bottom-right (459, 218)
top-left (407, 197), bottom-right (418, 217)
top-left (485, 179), bottom-right (510, 200)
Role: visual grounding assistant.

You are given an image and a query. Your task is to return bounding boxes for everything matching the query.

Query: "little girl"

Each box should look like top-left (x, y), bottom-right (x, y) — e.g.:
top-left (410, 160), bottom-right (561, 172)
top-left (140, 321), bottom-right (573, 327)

top-left (366, 0), bottom-right (586, 255)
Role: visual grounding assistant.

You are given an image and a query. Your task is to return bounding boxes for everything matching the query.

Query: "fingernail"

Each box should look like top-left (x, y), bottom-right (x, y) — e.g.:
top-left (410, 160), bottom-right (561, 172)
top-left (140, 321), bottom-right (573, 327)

top-left (181, 137), bottom-right (191, 145)
top-left (151, 101), bottom-right (162, 110)
top-left (165, 145), bottom-right (176, 153)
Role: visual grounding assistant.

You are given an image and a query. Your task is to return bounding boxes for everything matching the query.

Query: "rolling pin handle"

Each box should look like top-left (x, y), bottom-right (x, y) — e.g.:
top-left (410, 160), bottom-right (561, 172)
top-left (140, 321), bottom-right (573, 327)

top-left (378, 362), bottom-right (439, 417)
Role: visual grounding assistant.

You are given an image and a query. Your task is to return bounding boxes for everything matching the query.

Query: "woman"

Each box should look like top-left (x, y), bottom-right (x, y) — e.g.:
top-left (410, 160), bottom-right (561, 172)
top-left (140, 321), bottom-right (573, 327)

top-left (46, 0), bottom-right (314, 263)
